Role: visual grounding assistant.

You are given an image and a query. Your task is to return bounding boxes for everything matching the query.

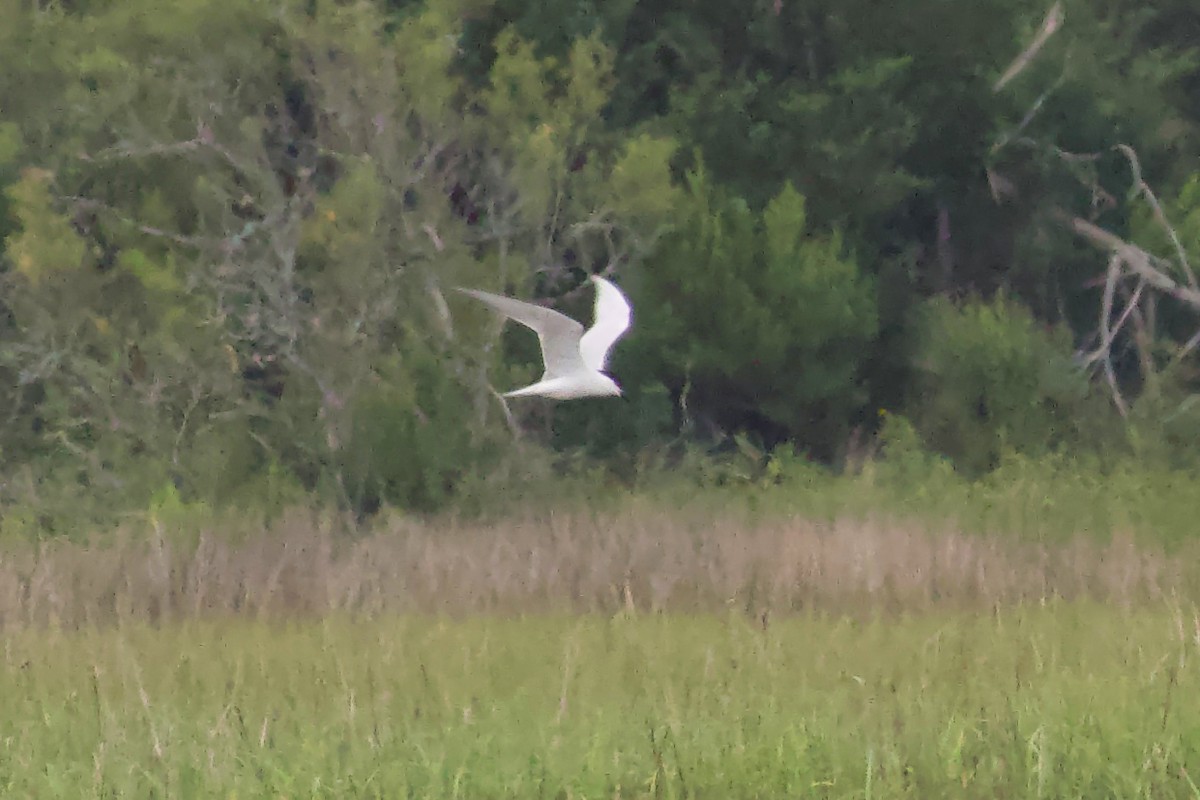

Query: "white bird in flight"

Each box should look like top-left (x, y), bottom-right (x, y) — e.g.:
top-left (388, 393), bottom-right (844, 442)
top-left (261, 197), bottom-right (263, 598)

top-left (460, 275), bottom-right (632, 399)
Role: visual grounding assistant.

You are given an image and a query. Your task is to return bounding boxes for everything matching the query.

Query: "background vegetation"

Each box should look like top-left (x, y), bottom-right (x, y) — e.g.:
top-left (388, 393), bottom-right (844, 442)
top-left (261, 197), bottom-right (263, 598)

top-left (6, 4), bottom-right (1200, 793)
top-left (2, 0), bottom-right (1200, 527)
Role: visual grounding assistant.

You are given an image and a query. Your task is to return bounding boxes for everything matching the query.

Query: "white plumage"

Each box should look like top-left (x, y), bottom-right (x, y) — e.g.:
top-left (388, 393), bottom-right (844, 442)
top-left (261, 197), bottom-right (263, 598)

top-left (460, 275), bottom-right (632, 399)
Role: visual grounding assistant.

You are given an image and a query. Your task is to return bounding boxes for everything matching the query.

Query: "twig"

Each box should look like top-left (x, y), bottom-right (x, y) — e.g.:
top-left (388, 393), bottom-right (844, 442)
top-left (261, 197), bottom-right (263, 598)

top-left (82, 137), bottom-right (204, 162)
top-left (171, 386), bottom-right (206, 468)
top-left (1115, 143), bottom-right (1198, 291)
top-left (993, 2), bottom-right (1065, 92)
top-left (1096, 255), bottom-right (1128, 415)
top-left (64, 196), bottom-right (229, 251)
top-left (1122, 286), bottom-right (1156, 381)
top-left (1168, 327), bottom-right (1200, 369)
top-left (489, 386), bottom-right (520, 439)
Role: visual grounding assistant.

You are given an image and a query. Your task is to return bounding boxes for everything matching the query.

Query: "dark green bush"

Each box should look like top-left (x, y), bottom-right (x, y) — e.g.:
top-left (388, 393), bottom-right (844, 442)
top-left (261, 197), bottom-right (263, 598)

top-left (633, 168), bottom-right (878, 457)
top-left (908, 293), bottom-right (1113, 474)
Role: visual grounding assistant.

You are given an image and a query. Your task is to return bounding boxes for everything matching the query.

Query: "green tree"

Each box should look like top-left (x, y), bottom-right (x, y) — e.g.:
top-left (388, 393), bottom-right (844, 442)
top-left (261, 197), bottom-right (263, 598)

top-left (633, 168), bottom-right (877, 458)
top-left (0, 0), bottom-right (685, 523)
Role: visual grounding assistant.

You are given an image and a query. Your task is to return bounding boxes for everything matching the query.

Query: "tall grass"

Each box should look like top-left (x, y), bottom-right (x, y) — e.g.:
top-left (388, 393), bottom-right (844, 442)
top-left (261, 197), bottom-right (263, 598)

top-left (2, 607), bottom-right (1199, 797)
top-left (0, 503), bottom-right (1191, 628)
top-left (3, 455), bottom-right (1200, 796)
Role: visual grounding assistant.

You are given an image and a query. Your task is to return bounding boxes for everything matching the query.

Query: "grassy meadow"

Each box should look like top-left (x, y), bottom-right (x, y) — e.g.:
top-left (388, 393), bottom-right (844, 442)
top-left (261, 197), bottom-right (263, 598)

top-left (2, 463), bottom-right (1200, 797)
top-left (3, 609), bottom-right (1199, 797)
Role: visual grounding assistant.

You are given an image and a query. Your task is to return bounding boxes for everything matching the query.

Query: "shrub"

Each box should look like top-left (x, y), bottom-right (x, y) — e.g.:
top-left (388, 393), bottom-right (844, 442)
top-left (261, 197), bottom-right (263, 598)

top-left (908, 293), bottom-right (1111, 474)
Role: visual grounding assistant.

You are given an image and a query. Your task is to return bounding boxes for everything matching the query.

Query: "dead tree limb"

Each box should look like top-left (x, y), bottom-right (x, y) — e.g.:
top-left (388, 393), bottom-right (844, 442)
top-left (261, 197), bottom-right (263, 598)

top-left (1094, 253), bottom-right (1130, 415)
top-left (1115, 143), bottom-right (1199, 292)
top-left (993, 2), bottom-right (1065, 92)
top-left (1054, 206), bottom-right (1200, 413)
top-left (1058, 212), bottom-right (1200, 310)
top-left (991, 13), bottom-right (1200, 417)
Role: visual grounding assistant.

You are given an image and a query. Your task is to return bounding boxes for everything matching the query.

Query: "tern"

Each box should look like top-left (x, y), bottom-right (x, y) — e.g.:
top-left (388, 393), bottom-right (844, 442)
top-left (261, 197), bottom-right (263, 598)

top-left (459, 275), bottom-right (632, 399)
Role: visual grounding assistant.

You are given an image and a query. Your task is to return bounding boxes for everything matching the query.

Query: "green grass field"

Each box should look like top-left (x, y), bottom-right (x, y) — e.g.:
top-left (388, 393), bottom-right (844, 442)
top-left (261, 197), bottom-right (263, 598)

top-left (3, 457), bottom-right (1200, 798)
top-left (3, 605), bottom-right (1198, 798)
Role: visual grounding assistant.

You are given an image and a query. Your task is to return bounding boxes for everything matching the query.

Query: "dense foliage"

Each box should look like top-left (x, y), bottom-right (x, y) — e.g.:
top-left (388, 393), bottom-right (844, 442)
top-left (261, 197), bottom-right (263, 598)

top-left (3, 0), bottom-right (1200, 525)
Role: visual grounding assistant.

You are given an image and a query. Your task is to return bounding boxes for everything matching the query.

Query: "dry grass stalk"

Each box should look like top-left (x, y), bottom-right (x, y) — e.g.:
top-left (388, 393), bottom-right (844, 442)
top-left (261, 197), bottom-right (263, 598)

top-left (0, 506), bottom-right (1190, 628)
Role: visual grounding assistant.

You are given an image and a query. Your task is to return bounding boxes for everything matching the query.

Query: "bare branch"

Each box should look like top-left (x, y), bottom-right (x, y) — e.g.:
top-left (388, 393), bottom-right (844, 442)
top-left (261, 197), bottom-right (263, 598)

top-left (1115, 143), bottom-right (1198, 292)
top-left (82, 137), bottom-right (205, 162)
top-left (1170, 328), bottom-right (1200, 367)
top-left (1057, 212), bottom-right (1200, 310)
top-left (1080, 259), bottom-right (1142, 368)
top-left (1123, 289), bottom-right (1156, 381)
top-left (994, 2), bottom-right (1065, 92)
top-left (171, 385), bottom-right (206, 468)
top-left (64, 196), bottom-right (232, 251)
top-left (1058, 215), bottom-right (1188, 415)
top-left (489, 386), bottom-right (520, 439)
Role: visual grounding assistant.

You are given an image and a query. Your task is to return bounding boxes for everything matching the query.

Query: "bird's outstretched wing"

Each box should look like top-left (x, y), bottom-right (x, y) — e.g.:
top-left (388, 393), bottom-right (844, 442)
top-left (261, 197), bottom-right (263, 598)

top-left (579, 276), bottom-right (632, 372)
top-left (458, 288), bottom-right (586, 379)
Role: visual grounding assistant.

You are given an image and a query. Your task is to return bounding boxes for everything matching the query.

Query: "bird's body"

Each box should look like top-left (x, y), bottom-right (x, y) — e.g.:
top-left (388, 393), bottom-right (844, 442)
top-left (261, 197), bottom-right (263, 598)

top-left (502, 372), bottom-right (621, 400)
top-left (459, 275), bottom-right (632, 399)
